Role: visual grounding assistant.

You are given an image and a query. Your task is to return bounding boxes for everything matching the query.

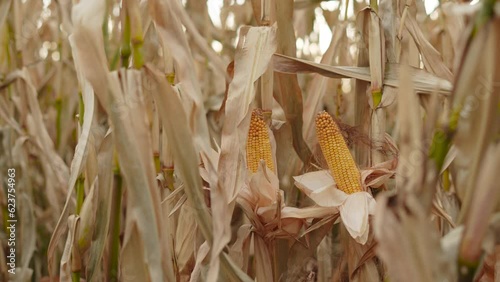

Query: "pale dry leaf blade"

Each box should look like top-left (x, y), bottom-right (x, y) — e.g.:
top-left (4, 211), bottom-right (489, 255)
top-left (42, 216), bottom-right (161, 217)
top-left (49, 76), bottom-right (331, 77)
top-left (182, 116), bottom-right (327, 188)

top-left (143, 64), bottom-right (212, 242)
top-left (207, 24), bottom-right (278, 275)
top-left (302, 23), bottom-right (345, 150)
top-left (147, 0), bottom-right (211, 150)
top-left (107, 70), bottom-right (168, 281)
top-left (273, 54), bottom-right (453, 94)
top-left (174, 205), bottom-right (199, 273)
top-left (374, 194), bottom-right (454, 281)
top-left (19, 193), bottom-right (36, 271)
top-left (405, 14), bottom-right (453, 81)
top-left (217, 25), bottom-right (277, 241)
top-left (120, 222), bottom-right (151, 282)
top-left (48, 35), bottom-right (96, 276)
top-left (254, 235), bottom-right (274, 282)
top-left (454, 20), bottom-right (500, 221)
top-left (170, 0), bottom-right (230, 82)
top-left (460, 144), bottom-right (500, 265)
top-left (0, 0), bottom-right (12, 30)
top-left (86, 130), bottom-right (114, 281)
top-left (59, 215), bottom-right (79, 282)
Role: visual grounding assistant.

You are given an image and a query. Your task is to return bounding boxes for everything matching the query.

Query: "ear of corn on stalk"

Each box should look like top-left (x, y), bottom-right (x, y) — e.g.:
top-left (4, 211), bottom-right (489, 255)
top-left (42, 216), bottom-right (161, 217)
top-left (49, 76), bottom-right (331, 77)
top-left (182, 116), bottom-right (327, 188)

top-left (316, 111), bottom-right (362, 194)
top-left (246, 109), bottom-right (275, 173)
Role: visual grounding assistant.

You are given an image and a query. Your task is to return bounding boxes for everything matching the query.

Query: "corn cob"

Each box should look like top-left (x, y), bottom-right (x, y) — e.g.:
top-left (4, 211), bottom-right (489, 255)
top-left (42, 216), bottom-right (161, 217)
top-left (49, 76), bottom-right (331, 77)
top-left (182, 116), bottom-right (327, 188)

top-left (316, 111), bottom-right (362, 194)
top-left (246, 109), bottom-right (275, 173)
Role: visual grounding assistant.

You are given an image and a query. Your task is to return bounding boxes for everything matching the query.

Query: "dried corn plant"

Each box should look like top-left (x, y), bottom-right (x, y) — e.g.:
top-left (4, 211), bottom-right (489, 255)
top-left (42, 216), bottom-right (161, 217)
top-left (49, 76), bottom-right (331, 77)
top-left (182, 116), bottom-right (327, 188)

top-left (0, 0), bottom-right (499, 281)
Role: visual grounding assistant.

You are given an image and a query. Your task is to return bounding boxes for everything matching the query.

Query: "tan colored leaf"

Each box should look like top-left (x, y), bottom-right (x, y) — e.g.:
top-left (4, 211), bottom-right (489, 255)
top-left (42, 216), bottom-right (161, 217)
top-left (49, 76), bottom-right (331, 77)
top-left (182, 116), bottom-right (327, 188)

top-left (107, 69), bottom-right (171, 281)
top-left (254, 235), bottom-right (273, 282)
top-left (272, 53), bottom-right (453, 95)
top-left (302, 23), bottom-right (346, 151)
top-left (86, 130), bottom-right (114, 281)
top-left (147, 0), bottom-right (211, 150)
top-left (396, 54), bottom-right (424, 192)
top-left (459, 144), bottom-right (500, 265)
top-left (452, 19), bottom-right (500, 221)
top-left (169, 0), bottom-right (230, 82)
top-left (405, 15), bottom-right (453, 82)
top-left (175, 205), bottom-right (199, 274)
top-left (120, 222), bottom-right (151, 282)
top-left (374, 194), bottom-right (454, 282)
top-left (59, 215), bottom-right (79, 282)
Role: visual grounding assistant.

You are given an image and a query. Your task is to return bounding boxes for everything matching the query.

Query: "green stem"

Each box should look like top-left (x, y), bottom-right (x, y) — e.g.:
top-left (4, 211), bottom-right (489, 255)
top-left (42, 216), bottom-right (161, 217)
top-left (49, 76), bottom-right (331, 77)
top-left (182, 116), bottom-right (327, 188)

top-left (470, 0), bottom-right (496, 39)
top-left (75, 177), bottom-right (85, 215)
top-left (109, 48), bottom-right (121, 71)
top-left (121, 11), bottom-right (132, 68)
top-left (372, 89), bottom-right (382, 108)
top-left (78, 92), bottom-right (84, 126)
top-left (131, 38), bottom-right (144, 69)
top-left (102, 0), bottom-right (110, 61)
top-left (163, 167), bottom-right (175, 191)
top-left (72, 175), bottom-right (84, 282)
top-left (429, 103), bottom-right (459, 172)
top-left (370, 0), bottom-right (378, 12)
top-left (109, 170), bottom-right (123, 282)
top-left (128, 0), bottom-right (145, 69)
top-left (71, 271), bottom-right (80, 282)
top-left (457, 257), bottom-right (479, 282)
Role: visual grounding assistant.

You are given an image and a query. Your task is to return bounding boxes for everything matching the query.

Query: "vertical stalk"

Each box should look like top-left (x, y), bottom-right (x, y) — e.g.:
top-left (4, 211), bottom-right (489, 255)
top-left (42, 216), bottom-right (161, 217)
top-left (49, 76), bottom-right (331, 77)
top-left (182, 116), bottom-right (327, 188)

top-left (75, 177), bottom-right (85, 215)
top-left (128, 0), bottom-right (145, 69)
top-left (344, 0), bottom-right (349, 20)
top-left (55, 98), bottom-right (62, 149)
top-left (71, 92), bottom-right (86, 280)
top-left (102, 0), bottom-right (111, 60)
top-left (120, 6), bottom-right (131, 68)
top-left (71, 272), bottom-right (80, 282)
top-left (370, 0), bottom-right (378, 12)
top-left (109, 165), bottom-right (123, 282)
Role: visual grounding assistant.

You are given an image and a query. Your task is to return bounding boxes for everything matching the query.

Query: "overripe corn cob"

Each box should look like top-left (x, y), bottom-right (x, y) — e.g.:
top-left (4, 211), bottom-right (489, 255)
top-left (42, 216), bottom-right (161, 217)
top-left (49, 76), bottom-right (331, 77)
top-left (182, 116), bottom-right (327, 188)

top-left (316, 111), bottom-right (362, 194)
top-left (246, 109), bottom-right (275, 173)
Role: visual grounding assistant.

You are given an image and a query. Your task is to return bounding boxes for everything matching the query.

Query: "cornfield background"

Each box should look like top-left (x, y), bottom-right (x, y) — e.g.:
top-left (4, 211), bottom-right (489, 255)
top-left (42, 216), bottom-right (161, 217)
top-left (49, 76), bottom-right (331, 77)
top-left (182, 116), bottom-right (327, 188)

top-left (0, 0), bottom-right (499, 281)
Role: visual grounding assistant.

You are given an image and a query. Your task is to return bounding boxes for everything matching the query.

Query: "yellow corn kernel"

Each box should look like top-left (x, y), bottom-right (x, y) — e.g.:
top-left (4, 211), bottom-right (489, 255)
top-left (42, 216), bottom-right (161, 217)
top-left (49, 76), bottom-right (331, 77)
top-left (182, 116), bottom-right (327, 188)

top-left (246, 110), bottom-right (274, 173)
top-left (316, 111), bottom-right (362, 194)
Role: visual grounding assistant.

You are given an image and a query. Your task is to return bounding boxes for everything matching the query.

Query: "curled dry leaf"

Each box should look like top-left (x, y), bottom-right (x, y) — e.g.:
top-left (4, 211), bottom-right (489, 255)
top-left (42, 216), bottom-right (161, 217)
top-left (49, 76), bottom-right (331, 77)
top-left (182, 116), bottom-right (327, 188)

top-left (294, 155), bottom-right (396, 245)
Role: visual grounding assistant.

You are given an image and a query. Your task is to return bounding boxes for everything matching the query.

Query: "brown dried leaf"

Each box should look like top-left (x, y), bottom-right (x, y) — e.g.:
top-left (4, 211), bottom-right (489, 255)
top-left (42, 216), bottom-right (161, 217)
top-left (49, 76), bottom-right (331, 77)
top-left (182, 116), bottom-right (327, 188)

top-left (374, 194), bottom-right (454, 282)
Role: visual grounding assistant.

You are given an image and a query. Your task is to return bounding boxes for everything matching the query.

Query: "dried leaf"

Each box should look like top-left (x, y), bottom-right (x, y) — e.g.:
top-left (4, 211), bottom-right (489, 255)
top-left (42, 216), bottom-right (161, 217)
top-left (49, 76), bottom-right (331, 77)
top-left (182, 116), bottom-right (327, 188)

top-left (404, 13), bottom-right (454, 81)
top-left (374, 194), bottom-right (454, 282)
top-left (86, 130), bottom-right (114, 281)
top-left (120, 222), bottom-right (151, 282)
top-left (272, 53), bottom-right (453, 95)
